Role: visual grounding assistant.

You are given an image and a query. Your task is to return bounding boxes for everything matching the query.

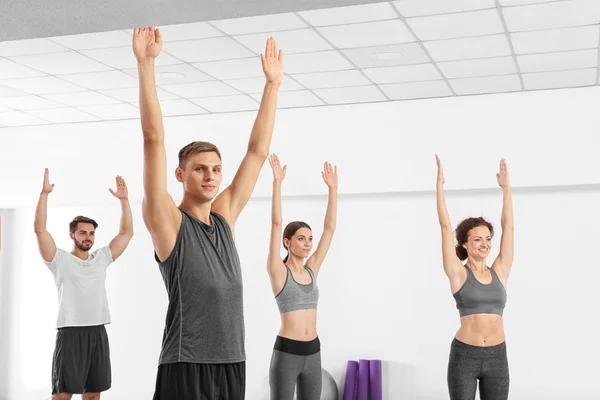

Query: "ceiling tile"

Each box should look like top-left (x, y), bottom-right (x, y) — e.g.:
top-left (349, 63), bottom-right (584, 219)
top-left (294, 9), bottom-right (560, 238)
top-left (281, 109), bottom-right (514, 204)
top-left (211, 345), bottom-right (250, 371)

top-left (284, 51), bottom-right (355, 74)
top-left (0, 111), bottom-right (48, 126)
top-left (298, 3), bottom-right (398, 26)
top-left (450, 74), bottom-right (522, 95)
top-left (43, 92), bottom-right (123, 107)
top-left (393, 0), bottom-right (496, 17)
top-left (98, 87), bottom-right (180, 103)
top-left (291, 70), bottom-right (371, 89)
top-left (318, 20), bottom-right (415, 49)
top-left (9, 52), bottom-right (113, 75)
top-left (437, 56), bottom-right (517, 79)
top-left (342, 43), bottom-right (430, 68)
top-left (163, 37), bottom-right (256, 62)
top-left (313, 85), bottom-right (387, 104)
top-left (78, 104), bottom-right (139, 119)
top-left (158, 22), bottom-right (223, 41)
top-left (380, 80), bottom-right (453, 100)
top-left (0, 84), bottom-right (29, 98)
top-left (59, 71), bottom-right (138, 90)
top-left (160, 81), bottom-right (240, 98)
top-left (500, 0), bottom-right (558, 5)
top-left (27, 107), bottom-right (101, 123)
top-left (0, 95), bottom-right (64, 110)
top-left (0, 58), bottom-right (46, 79)
top-left (511, 25), bottom-right (599, 54)
top-left (121, 64), bottom-right (214, 85)
top-left (517, 49), bottom-right (598, 73)
top-left (424, 34), bottom-right (512, 62)
top-left (251, 90), bottom-right (324, 108)
top-left (190, 95), bottom-right (259, 112)
top-left (406, 9), bottom-right (504, 41)
top-left (233, 29), bottom-right (332, 54)
top-left (193, 58), bottom-right (263, 80)
top-left (363, 63), bottom-right (442, 84)
top-left (49, 31), bottom-right (133, 50)
top-left (0, 38), bottom-right (69, 56)
top-left (0, 76), bottom-right (87, 95)
top-left (523, 68), bottom-right (597, 90)
top-left (224, 76), bottom-right (304, 93)
top-left (150, 99), bottom-right (208, 116)
top-left (80, 46), bottom-right (181, 69)
top-left (503, 0), bottom-right (600, 32)
top-left (210, 13), bottom-right (307, 35)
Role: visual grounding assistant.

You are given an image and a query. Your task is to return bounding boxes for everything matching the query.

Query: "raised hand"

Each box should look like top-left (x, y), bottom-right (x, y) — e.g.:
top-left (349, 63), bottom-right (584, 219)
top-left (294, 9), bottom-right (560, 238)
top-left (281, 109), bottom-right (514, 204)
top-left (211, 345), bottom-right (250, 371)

top-left (496, 158), bottom-right (510, 188)
top-left (133, 27), bottom-right (163, 62)
top-left (261, 37), bottom-right (283, 85)
top-left (41, 168), bottom-right (55, 194)
top-left (109, 176), bottom-right (129, 200)
top-left (268, 154), bottom-right (287, 182)
top-left (321, 162), bottom-right (338, 188)
top-left (435, 154), bottom-right (445, 185)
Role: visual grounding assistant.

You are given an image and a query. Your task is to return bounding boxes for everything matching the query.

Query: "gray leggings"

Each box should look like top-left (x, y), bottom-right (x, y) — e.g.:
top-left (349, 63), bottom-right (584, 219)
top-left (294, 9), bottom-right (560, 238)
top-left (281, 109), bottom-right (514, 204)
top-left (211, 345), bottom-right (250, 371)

top-left (269, 336), bottom-right (322, 400)
top-left (447, 338), bottom-right (510, 400)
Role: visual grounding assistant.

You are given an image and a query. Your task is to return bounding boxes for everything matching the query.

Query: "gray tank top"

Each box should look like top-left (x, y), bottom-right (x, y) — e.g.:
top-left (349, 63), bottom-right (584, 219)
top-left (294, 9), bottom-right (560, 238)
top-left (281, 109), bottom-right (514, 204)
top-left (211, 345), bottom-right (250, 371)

top-left (275, 265), bottom-right (319, 314)
top-left (155, 209), bottom-right (244, 364)
top-left (453, 265), bottom-right (507, 317)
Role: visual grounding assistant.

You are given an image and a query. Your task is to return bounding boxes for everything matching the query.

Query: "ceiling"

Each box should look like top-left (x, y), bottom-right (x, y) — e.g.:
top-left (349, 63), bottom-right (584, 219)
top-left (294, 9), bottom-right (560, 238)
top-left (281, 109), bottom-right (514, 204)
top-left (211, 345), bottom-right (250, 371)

top-left (1, 0), bottom-right (600, 127)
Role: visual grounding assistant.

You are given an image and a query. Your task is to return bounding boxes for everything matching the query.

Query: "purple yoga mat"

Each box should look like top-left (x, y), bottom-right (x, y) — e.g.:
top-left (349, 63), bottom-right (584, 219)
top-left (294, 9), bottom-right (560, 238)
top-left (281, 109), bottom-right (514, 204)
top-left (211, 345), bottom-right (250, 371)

top-left (343, 360), bottom-right (358, 400)
top-left (369, 360), bottom-right (383, 400)
top-left (357, 359), bottom-right (369, 400)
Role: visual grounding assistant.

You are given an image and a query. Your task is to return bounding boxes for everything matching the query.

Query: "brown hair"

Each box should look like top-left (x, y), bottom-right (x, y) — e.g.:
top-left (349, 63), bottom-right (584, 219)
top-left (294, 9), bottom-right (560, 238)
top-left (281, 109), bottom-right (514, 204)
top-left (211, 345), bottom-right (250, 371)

top-left (69, 216), bottom-right (98, 233)
top-left (178, 141), bottom-right (222, 169)
top-left (282, 221), bottom-right (312, 264)
top-left (455, 217), bottom-right (494, 261)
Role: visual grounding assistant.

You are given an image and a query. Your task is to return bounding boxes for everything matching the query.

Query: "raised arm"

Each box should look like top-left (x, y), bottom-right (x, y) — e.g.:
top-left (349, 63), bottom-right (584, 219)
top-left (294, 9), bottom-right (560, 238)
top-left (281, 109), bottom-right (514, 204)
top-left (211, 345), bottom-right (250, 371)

top-left (133, 27), bottom-right (181, 261)
top-left (435, 155), bottom-right (463, 283)
top-left (213, 37), bottom-right (283, 229)
top-left (307, 162), bottom-right (338, 276)
top-left (34, 168), bottom-right (57, 262)
top-left (266, 155), bottom-right (288, 293)
top-left (492, 158), bottom-right (514, 281)
top-left (107, 176), bottom-right (134, 261)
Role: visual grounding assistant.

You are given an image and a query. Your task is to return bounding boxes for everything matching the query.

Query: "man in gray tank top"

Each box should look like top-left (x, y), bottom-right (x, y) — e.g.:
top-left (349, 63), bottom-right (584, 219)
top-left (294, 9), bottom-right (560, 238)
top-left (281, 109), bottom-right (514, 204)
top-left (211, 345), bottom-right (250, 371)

top-left (133, 27), bottom-right (284, 399)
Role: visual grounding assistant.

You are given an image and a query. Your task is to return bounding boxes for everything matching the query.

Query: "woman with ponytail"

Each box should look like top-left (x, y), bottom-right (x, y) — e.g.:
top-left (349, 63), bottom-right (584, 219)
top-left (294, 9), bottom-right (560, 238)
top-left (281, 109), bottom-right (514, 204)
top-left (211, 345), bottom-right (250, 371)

top-left (266, 154), bottom-right (338, 400)
top-left (435, 155), bottom-right (514, 400)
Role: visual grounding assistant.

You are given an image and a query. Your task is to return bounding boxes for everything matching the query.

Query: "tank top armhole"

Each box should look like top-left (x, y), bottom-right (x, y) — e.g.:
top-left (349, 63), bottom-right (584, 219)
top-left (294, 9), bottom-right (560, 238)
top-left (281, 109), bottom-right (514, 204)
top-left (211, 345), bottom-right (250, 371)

top-left (210, 211), bottom-right (234, 240)
top-left (274, 265), bottom-right (291, 298)
top-left (305, 266), bottom-right (317, 281)
top-left (154, 209), bottom-right (185, 265)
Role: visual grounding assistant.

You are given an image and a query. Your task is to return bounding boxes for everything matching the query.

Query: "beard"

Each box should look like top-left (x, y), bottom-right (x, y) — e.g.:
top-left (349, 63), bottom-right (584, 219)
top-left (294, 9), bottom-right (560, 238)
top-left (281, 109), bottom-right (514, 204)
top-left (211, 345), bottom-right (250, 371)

top-left (74, 238), bottom-right (93, 251)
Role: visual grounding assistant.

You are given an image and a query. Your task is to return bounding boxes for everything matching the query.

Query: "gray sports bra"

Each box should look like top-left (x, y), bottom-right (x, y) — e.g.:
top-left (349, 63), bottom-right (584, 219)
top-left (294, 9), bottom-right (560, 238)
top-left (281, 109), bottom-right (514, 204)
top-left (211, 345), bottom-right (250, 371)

top-left (275, 265), bottom-right (319, 314)
top-left (453, 265), bottom-right (507, 317)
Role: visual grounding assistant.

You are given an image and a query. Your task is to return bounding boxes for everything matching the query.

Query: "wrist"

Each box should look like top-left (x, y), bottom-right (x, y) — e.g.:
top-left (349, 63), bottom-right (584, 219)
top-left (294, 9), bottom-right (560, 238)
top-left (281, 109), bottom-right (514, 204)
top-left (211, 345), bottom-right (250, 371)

top-left (265, 80), bottom-right (282, 89)
top-left (137, 59), bottom-right (155, 69)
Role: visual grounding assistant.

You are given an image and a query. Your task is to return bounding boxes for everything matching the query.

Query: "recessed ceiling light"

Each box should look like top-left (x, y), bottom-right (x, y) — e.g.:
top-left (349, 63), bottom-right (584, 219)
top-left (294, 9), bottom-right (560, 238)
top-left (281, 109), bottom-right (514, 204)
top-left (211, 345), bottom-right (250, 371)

top-left (373, 52), bottom-right (403, 61)
top-left (158, 72), bottom-right (185, 79)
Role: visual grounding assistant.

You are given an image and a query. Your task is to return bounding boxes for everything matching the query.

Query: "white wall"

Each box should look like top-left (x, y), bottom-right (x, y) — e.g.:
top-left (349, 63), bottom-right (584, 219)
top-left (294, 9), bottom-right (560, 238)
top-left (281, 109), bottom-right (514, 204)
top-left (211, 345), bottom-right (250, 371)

top-left (1, 186), bottom-right (599, 400)
top-left (1, 86), bottom-right (600, 208)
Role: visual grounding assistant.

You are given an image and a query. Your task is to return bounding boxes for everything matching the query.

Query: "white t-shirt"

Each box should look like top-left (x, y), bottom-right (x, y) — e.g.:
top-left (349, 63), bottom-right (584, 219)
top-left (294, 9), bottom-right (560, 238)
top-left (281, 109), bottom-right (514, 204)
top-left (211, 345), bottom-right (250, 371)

top-left (44, 246), bottom-right (114, 328)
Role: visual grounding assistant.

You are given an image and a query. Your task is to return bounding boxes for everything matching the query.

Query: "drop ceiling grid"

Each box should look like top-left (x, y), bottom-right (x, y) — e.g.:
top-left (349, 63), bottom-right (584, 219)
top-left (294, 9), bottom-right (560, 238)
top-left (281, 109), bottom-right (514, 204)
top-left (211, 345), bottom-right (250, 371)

top-left (0, 0), bottom-right (599, 127)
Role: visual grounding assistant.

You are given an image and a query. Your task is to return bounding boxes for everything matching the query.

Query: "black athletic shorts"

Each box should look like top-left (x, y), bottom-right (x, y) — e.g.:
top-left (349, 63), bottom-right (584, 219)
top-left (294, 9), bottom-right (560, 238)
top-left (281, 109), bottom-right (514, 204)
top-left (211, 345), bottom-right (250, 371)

top-left (51, 325), bottom-right (111, 394)
top-left (153, 361), bottom-right (246, 400)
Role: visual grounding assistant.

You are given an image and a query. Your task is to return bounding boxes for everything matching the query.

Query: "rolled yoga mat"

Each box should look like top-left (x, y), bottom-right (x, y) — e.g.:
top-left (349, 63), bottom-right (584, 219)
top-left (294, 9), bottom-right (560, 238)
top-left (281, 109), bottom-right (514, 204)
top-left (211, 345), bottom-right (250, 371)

top-left (357, 359), bottom-right (370, 400)
top-left (369, 360), bottom-right (383, 400)
top-left (342, 361), bottom-right (358, 400)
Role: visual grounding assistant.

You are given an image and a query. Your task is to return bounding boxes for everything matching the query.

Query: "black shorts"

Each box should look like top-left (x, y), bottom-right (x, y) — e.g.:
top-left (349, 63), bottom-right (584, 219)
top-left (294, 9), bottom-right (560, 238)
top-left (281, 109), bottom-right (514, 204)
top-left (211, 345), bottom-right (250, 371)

top-left (153, 361), bottom-right (246, 400)
top-left (51, 325), bottom-right (111, 394)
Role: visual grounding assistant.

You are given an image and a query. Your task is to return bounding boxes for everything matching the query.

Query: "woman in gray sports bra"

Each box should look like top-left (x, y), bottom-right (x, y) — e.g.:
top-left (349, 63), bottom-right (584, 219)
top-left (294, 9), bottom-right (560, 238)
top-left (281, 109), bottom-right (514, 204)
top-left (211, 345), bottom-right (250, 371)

top-left (266, 154), bottom-right (338, 400)
top-left (435, 156), bottom-right (514, 400)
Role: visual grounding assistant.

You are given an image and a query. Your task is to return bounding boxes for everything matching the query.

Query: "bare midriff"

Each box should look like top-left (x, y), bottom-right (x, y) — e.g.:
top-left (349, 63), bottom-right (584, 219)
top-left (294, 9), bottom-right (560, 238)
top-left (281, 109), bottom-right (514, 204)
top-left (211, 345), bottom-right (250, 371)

top-left (279, 309), bottom-right (318, 341)
top-left (456, 313), bottom-right (505, 346)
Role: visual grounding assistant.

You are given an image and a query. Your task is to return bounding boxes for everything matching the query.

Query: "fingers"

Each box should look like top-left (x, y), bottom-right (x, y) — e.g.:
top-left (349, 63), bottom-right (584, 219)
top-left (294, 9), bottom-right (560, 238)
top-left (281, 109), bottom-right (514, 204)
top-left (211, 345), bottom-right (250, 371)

top-left (278, 49), bottom-right (283, 63)
top-left (134, 28), bottom-right (140, 35)
top-left (155, 28), bottom-right (162, 43)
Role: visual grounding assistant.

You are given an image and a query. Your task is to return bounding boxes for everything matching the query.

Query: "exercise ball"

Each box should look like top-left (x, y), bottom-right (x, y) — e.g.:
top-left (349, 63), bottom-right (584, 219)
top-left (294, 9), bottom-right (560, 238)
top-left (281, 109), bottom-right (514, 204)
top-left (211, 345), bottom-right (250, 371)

top-left (321, 368), bottom-right (339, 400)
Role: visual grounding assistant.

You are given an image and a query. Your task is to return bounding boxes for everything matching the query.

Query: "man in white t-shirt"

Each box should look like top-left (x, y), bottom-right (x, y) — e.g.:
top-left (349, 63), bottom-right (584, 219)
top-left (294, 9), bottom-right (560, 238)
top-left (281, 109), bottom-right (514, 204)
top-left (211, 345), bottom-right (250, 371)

top-left (34, 169), bottom-right (134, 400)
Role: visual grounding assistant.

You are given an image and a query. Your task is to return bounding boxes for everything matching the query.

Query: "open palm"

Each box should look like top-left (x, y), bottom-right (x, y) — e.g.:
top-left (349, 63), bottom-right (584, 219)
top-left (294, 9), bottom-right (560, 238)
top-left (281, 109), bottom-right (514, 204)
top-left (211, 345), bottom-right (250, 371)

top-left (322, 162), bottom-right (338, 188)
top-left (496, 158), bottom-right (510, 188)
top-left (41, 168), bottom-right (55, 194)
top-left (435, 154), bottom-right (445, 185)
top-left (109, 176), bottom-right (129, 199)
top-left (261, 37), bottom-right (283, 85)
top-left (269, 154), bottom-right (287, 182)
top-left (133, 27), bottom-right (162, 61)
